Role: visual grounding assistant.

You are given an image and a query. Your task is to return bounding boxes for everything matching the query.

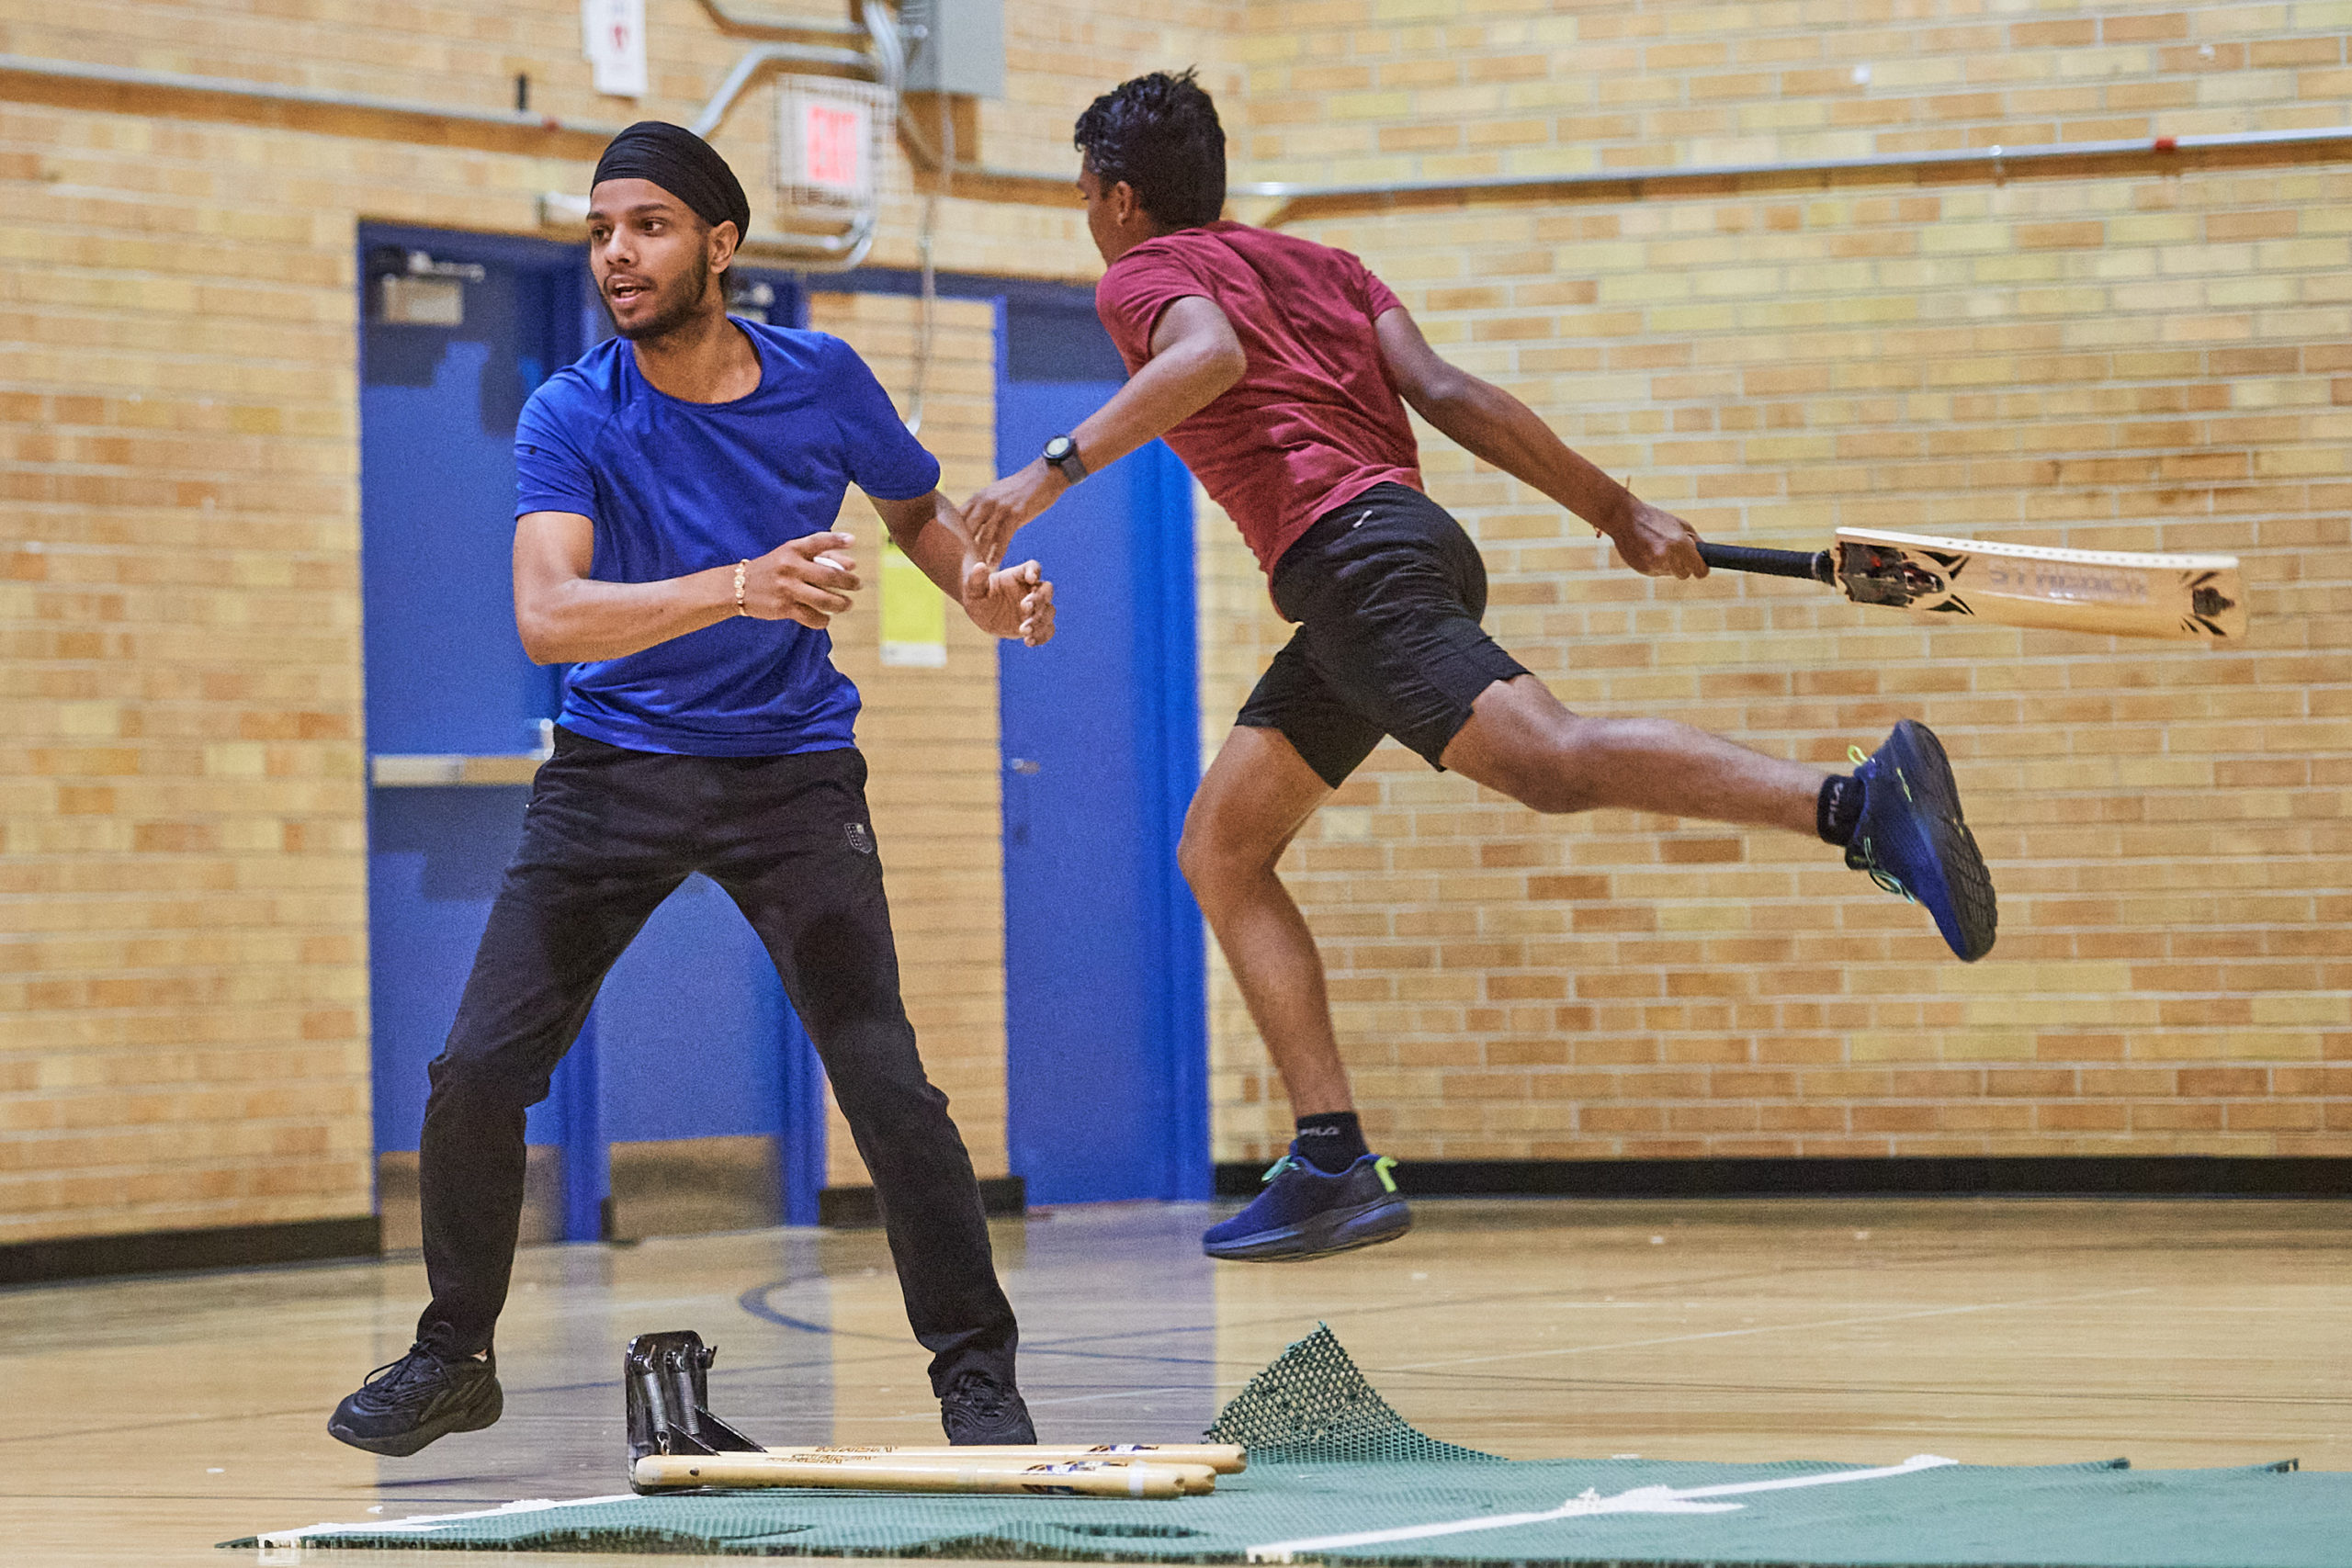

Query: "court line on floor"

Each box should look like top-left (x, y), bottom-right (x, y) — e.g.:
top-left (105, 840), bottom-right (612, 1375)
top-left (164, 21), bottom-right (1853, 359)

top-left (0, 1278), bottom-right (2180, 1450)
top-left (1376, 1285), bottom-right (2157, 1374)
top-left (714, 1272), bottom-right (2168, 1407)
top-left (253, 1492), bottom-right (644, 1548)
top-left (1243, 1454), bottom-right (1961, 1562)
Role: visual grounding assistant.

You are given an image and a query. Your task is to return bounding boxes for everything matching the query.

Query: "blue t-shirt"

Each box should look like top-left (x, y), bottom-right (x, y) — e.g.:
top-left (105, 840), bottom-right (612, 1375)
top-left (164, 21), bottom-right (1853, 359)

top-left (514, 320), bottom-right (941, 756)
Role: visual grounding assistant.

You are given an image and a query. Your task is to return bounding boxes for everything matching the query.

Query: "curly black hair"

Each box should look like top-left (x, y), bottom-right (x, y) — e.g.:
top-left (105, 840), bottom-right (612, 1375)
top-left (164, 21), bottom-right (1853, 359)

top-left (1072, 68), bottom-right (1227, 231)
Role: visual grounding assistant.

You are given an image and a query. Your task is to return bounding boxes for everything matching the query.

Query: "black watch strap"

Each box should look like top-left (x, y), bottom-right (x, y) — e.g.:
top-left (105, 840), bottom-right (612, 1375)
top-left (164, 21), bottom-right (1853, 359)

top-left (1043, 434), bottom-right (1088, 484)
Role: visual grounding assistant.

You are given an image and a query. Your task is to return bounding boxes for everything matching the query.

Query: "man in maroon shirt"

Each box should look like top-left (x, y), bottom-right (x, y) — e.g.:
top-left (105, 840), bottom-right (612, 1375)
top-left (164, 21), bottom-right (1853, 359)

top-left (966, 71), bottom-right (1996, 1262)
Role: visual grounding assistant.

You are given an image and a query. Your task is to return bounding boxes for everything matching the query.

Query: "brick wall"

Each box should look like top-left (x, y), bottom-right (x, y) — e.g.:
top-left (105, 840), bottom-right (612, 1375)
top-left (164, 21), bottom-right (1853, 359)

top-left (1205, 1), bottom-right (2352, 1162)
top-left (0, 100), bottom-right (387, 1247)
top-left (808, 290), bottom-right (1011, 1186)
top-left (6, 0), bottom-right (2346, 1247)
top-left (0, 0), bottom-right (1219, 1247)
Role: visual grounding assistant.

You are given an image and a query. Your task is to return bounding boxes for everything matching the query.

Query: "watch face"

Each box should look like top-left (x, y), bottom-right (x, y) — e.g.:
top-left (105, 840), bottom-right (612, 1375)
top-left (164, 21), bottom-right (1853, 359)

top-left (1045, 436), bottom-right (1072, 461)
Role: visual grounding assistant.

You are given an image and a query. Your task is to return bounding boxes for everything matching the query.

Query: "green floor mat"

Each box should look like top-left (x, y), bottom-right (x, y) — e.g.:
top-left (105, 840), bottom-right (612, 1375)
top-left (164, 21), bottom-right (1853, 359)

top-left (231, 1325), bottom-right (2351, 1566)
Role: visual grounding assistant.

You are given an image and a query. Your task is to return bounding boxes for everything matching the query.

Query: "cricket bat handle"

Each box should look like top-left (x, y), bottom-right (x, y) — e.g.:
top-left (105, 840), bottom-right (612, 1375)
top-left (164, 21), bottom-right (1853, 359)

top-left (1696, 541), bottom-right (1835, 584)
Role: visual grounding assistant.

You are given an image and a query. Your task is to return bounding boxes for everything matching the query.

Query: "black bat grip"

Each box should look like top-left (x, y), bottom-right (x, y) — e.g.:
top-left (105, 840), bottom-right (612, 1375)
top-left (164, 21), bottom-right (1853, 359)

top-left (1697, 541), bottom-right (1835, 584)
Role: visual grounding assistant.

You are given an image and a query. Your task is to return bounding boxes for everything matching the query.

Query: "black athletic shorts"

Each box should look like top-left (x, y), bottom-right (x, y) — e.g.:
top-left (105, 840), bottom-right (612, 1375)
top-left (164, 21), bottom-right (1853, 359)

top-left (1237, 483), bottom-right (1530, 788)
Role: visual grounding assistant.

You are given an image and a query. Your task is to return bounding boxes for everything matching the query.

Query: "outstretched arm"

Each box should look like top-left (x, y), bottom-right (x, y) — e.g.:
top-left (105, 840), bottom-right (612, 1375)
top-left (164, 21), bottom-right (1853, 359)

top-left (870, 490), bottom-right (1056, 647)
top-left (963, 295), bottom-right (1245, 562)
top-left (1373, 307), bottom-right (1705, 580)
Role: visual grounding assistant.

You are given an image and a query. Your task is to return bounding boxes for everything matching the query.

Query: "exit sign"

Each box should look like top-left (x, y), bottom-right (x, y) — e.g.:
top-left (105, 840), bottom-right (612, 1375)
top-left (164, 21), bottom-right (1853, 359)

top-left (776, 80), bottom-right (887, 215)
top-left (802, 102), bottom-right (865, 191)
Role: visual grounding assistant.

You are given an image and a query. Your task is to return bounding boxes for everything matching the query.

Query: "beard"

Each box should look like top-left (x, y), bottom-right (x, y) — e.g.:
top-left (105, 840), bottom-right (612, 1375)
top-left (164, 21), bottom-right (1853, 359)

top-left (608, 250), bottom-right (712, 343)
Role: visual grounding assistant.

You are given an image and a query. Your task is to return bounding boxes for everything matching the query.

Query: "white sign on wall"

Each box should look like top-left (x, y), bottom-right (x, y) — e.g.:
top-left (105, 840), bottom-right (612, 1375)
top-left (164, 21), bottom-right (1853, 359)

top-left (582, 0), bottom-right (648, 98)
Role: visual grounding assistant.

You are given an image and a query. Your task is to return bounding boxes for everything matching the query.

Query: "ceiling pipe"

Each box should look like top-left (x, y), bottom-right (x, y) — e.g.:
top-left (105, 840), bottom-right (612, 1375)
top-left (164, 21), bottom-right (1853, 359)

top-left (35, 52), bottom-right (2318, 233)
top-left (0, 50), bottom-right (881, 265)
top-left (1238, 124), bottom-right (2352, 224)
top-left (0, 51), bottom-right (627, 141)
top-left (684, 39), bottom-right (876, 138)
top-left (537, 190), bottom-right (876, 271)
top-left (689, 0), bottom-right (865, 41)
top-left (673, 4), bottom-right (1069, 206)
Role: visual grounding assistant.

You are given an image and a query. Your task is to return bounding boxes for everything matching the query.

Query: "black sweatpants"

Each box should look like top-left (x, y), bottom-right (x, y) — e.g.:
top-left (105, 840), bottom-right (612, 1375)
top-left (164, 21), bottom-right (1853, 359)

top-left (413, 728), bottom-right (1018, 1394)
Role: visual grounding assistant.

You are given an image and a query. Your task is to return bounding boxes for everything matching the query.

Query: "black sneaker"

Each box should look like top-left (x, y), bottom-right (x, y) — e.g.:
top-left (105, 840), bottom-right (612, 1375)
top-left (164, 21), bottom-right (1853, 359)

top-left (327, 1343), bottom-right (503, 1457)
top-left (939, 1368), bottom-right (1035, 1445)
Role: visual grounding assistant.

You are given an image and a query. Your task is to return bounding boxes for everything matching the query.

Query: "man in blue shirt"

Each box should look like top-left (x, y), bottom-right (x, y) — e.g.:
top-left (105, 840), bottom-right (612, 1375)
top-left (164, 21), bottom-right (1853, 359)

top-left (330, 123), bottom-right (1055, 1458)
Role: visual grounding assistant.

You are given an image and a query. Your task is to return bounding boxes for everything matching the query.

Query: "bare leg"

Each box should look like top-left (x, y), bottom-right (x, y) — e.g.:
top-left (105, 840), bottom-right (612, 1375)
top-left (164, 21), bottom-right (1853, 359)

top-left (1177, 727), bottom-right (1354, 1118)
top-left (1182, 684), bottom-right (1825, 1126)
top-left (1442, 675), bottom-right (1825, 832)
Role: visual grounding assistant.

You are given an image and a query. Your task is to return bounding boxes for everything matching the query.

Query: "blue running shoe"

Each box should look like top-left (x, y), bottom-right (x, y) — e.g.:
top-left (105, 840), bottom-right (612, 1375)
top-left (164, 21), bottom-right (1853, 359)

top-left (1848, 719), bottom-right (1997, 962)
top-left (1203, 1145), bottom-right (1410, 1261)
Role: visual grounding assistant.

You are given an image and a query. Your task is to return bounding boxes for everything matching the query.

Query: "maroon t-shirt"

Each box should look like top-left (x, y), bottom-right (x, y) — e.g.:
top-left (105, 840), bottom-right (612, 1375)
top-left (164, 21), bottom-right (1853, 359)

top-left (1093, 221), bottom-right (1421, 575)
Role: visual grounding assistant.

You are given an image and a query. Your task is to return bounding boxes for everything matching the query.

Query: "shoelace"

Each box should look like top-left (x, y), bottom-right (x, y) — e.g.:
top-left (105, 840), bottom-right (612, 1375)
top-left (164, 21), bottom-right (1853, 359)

top-left (1850, 742), bottom-right (1915, 802)
top-left (1259, 1153), bottom-right (1402, 1192)
top-left (1849, 835), bottom-right (1915, 902)
top-left (943, 1372), bottom-right (1012, 1420)
top-left (360, 1346), bottom-right (444, 1397)
top-left (1845, 744), bottom-right (1916, 901)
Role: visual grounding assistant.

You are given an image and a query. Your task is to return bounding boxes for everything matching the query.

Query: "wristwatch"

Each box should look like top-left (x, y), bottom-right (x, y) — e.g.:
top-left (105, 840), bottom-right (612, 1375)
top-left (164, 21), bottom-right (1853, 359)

top-left (1042, 434), bottom-right (1088, 484)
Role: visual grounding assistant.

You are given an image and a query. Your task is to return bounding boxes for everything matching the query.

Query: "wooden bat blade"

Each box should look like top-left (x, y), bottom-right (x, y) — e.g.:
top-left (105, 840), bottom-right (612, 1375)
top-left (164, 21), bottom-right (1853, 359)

top-left (631, 1453), bottom-right (1209, 1497)
top-left (1831, 528), bottom-right (2247, 640)
top-left (776, 1442), bottom-right (1246, 1473)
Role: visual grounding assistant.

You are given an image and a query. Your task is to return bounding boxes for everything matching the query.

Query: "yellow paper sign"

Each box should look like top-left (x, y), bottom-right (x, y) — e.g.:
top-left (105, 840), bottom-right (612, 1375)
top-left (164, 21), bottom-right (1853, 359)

top-left (879, 537), bottom-right (946, 667)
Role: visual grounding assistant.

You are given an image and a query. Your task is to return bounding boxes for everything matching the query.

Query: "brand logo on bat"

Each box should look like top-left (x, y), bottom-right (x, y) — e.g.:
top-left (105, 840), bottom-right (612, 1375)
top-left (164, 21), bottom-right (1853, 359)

top-left (1980, 559), bottom-right (2150, 603)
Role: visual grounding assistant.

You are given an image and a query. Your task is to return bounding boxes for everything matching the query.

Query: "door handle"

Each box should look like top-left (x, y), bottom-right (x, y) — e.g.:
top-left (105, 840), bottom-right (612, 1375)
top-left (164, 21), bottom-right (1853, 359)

top-left (1009, 759), bottom-right (1041, 774)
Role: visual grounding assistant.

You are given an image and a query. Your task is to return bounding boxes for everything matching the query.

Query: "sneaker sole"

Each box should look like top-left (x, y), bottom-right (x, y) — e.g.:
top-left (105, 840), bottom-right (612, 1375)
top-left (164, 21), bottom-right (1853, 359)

top-left (328, 1380), bottom-right (503, 1458)
top-left (1886, 721), bottom-right (1997, 963)
top-left (1203, 1198), bottom-right (1412, 1262)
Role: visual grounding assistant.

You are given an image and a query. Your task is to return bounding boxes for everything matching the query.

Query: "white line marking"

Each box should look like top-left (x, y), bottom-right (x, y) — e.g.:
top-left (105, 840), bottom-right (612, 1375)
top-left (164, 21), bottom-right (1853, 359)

top-left (257, 1492), bottom-right (641, 1546)
top-left (1244, 1455), bottom-right (1958, 1562)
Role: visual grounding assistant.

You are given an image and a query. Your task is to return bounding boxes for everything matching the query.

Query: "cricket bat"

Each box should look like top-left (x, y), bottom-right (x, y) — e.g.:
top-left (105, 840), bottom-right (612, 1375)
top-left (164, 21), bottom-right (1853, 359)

top-left (775, 1442), bottom-right (1247, 1473)
top-left (630, 1453), bottom-right (1213, 1497)
top-left (1695, 528), bottom-right (2246, 641)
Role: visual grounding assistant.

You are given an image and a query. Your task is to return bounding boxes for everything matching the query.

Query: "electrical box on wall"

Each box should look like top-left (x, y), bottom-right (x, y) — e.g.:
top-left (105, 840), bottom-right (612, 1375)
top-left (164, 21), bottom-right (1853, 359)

top-left (900, 0), bottom-right (1004, 99)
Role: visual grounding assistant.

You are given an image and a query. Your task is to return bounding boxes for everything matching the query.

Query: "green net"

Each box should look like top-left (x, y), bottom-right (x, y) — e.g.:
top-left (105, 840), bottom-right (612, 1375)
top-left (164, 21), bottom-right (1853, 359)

top-left (1202, 1324), bottom-right (1499, 1466)
top-left (226, 1325), bottom-right (2352, 1566)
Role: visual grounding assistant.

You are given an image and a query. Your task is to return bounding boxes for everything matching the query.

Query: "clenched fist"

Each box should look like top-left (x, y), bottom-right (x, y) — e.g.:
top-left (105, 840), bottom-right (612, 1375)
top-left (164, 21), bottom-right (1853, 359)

top-left (741, 531), bottom-right (862, 627)
top-left (1611, 502), bottom-right (1707, 580)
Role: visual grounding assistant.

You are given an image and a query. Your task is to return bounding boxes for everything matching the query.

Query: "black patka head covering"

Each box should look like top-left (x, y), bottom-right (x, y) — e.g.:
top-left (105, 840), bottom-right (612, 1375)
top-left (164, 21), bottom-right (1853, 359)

top-left (593, 121), bottom-right (752, 239)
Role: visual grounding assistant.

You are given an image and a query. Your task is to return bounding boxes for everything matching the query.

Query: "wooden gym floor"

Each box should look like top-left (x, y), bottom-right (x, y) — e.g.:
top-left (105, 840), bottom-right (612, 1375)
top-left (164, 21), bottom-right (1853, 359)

top-left (3, 1197), bottom-right (2346, 1566)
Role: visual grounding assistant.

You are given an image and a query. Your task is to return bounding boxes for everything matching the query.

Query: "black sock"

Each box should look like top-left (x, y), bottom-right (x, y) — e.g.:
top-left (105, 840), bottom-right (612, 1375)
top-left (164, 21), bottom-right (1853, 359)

top-left (1817, 774), bottom-right (1862, 847)
top-left (1294, 1111), bottom-right (1369, 1173)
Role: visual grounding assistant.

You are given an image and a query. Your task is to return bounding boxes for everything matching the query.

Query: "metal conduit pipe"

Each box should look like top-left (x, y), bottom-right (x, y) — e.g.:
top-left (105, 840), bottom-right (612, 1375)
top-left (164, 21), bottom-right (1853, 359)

top-left (691, 0), bottom-right (865, 41)
top-left (891, 109), bottom-right (1068, 195)
top-left (0, 51), bottom-right (884, 266)
top-left (534, 190), bottom-right (877, 271)
top-left (1236, 124), bottom-right (2352, 222)
top-left (0, 51), bottom-right (629, 139)
top-left (684, 39), bottom-right (877, 138)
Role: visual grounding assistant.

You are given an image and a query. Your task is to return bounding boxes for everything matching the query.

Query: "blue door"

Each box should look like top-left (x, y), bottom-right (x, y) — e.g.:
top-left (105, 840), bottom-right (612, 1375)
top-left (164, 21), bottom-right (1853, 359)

top-left (996, 298), bottom-right (1209, 1204)
top-left (359, 226), bottom-right (824, 1237)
